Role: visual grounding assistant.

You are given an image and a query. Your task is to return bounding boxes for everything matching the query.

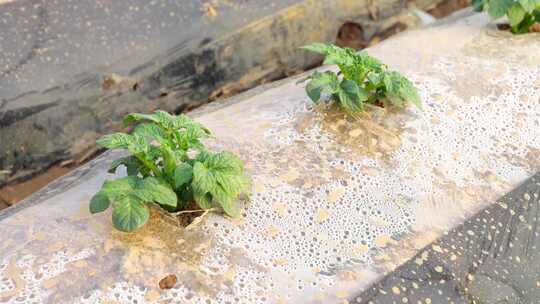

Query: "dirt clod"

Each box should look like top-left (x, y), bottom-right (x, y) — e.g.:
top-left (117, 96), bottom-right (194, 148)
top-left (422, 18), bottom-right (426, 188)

top-left (159, 274), bottom-right (178, 289)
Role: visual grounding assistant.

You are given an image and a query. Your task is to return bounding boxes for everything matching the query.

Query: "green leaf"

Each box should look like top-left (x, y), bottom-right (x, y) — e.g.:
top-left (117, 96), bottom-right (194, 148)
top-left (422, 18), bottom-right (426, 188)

top-left (306, 80), bottom-right (322, 102)
top-left (205, 152), bottom-right (244, 175)
top-left (96, 133), bottom-right (133, 150)
top-left (134, 177), bottom-right (177, 207)
top-left (302, 43), bottom-right (356, 67)
top-left (124, 113), bottom-right (160, 126)
top-left (337, 79), bottom-right (367, 113)
top-left (383, 71), bottom-right (422, 109)
top-left (193, 190), bottom-right (213, 209)
top-left (173, 163), bottom-right (193, 189)
top-left (472, 0), bottom-right (486, 11)
top-left (125, 134), bottom-right (151, 155)
top-left (124, 110), bottom-right (177, 131)
top-left (508, 3), bottom-right (526, 26)
top-left (192, 162), bottom-right (216, 193)
top-left (300, 42), bottom-right (334, 55)
top-left (357, 52), bottom-right (384, 73)
top-left (323, 49), bottom-right (351, 66)
top-left (101, 176), bottom-right (139, 199)
top-left (133, 123), bottom-right (167, 142)
top-left (112, 195), bottom-right (149, 232)
top-left (488, 0), bottom-right (513, 18)
top-left (89, 192), bottom-right (110, 213)
top-left (519, 0), bottom-right (536, 12)
top-left (305, 71), bottom-right (339, 102)
top-left (108, 156), bottom-right (143, 175)
top-left (366, 72), bottom-right (383, 87)
top-left (173, 114), bottom-right (211, 135)
top-left (213, 172), bottom-right (250, 196)
top-left (510, 12), bottom-right (537, 33)
top-left (179, 127), bottom-right (210, 148)
top-left (212, 184), bottom-right (240, 217)
top-left (159, 143), bottom-right (180, 176)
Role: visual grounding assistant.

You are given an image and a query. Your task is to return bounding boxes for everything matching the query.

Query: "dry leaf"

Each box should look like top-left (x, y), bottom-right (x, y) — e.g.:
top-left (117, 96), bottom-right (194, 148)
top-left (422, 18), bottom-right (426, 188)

top-left (315, 209), bottom-right (330, 223)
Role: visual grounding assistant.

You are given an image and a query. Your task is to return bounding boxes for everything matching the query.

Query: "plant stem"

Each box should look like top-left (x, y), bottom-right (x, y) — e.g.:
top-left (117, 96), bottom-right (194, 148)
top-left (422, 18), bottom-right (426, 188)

top-left (136, 154), bottom-right (162, 177)
top-left (171, 208), bottom-right (219, 215)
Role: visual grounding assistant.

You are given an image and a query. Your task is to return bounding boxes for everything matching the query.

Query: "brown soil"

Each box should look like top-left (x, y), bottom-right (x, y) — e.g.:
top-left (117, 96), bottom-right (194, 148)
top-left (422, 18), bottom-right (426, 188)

top-left (427, 0), bottom-right (471, 18)
top-left (0, 165), bottom-right (73, 207)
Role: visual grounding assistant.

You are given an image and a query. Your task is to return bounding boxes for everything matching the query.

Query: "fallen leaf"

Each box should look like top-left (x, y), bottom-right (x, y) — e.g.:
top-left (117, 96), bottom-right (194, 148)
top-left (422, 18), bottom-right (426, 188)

top-left (203, 3), bottom-right (217, 17)
top-left (280, 168), bottom-right (300, 182)
top-left (374, 234), bottom-right (393, 248)
top-left (273, 203), bottom-right (286, 216)
top-left (265, 226), bottom-right (280, 237)
top-left (327, 187), bottom-right (345, 203)
top-left (273, 258), bottom-right (288, 266)
top-left (315, 209), bottom-right (330, 224)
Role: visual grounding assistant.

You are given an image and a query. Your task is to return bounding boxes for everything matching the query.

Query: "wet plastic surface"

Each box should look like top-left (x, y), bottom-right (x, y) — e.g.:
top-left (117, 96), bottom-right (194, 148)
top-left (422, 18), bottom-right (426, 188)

top-left (1, 11), bottom-right (540, 304)
top-left (353, 172), bottom-right (540, 303)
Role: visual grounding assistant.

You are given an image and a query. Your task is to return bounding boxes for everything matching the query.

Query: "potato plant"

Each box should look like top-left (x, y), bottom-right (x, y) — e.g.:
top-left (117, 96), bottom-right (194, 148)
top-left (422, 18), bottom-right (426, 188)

top-left (300, 43), bottom-right (422, 113)
top-left (89, 111), bottom-right (250, 232)
top-left (474, 0), bottom-right (540, 33)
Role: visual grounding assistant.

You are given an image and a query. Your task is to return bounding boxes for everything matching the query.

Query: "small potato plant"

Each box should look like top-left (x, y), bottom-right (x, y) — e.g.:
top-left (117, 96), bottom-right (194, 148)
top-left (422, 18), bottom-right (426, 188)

top-left (90, 111), bottom-right (250, 232)
top-left (473, 0), bottom-right (540, 33)
top-left (300, 43), bottom-right (422, 113)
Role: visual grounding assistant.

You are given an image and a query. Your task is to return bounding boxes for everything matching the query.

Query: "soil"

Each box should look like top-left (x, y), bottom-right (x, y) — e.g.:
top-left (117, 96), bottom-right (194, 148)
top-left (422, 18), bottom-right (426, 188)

top-left (0, 1), bottom-right (471, 211)
top-left (159, 274), bottom-right (178, 289)
top-left (0, 165), bottom-right (73, 207)
top-left (427, 0), bottom-right (471, 18)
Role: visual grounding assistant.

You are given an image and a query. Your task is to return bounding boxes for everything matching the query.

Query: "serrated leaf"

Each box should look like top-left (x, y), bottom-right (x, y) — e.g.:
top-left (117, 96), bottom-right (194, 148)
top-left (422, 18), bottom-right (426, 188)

top-left (89, 192), bottom-right (110, 213)
top-left (337, 79), bottom-right (366, 113)
top-left (192, 162), bottom-right (216, 194)
top-left (383, 71), bottom-right (422, 109)
top-left (508, 3), bottom-right (526, 26)
top-left (133, 123), bottom-right (167, 142)
top-left (305, 71), bottom-right (339, 102)
top-left (96, 133), bottom-right (133, 150)
top-left (112, 195), bottom-right (149, 232)
top-left (92, 110), bottom-right (250, 232)
top-left (205, 152), bottom-right (244, 174)
top-left (173, 163), bottom-right (193, 189)
top-left (323, 51), bottom-right (347, 65)
top-left (367, 72), bottom-right (383, 87)
top-left (126, 134), bottom-right (147, 154)
top-left (134, 177), bottom-right (177, 207)
top-left (357, 52), bottom-right (384, 73)
top-left (488, 0), bottom-right (513, 18)
top-left (173, 114), bottom-right (211, 135)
